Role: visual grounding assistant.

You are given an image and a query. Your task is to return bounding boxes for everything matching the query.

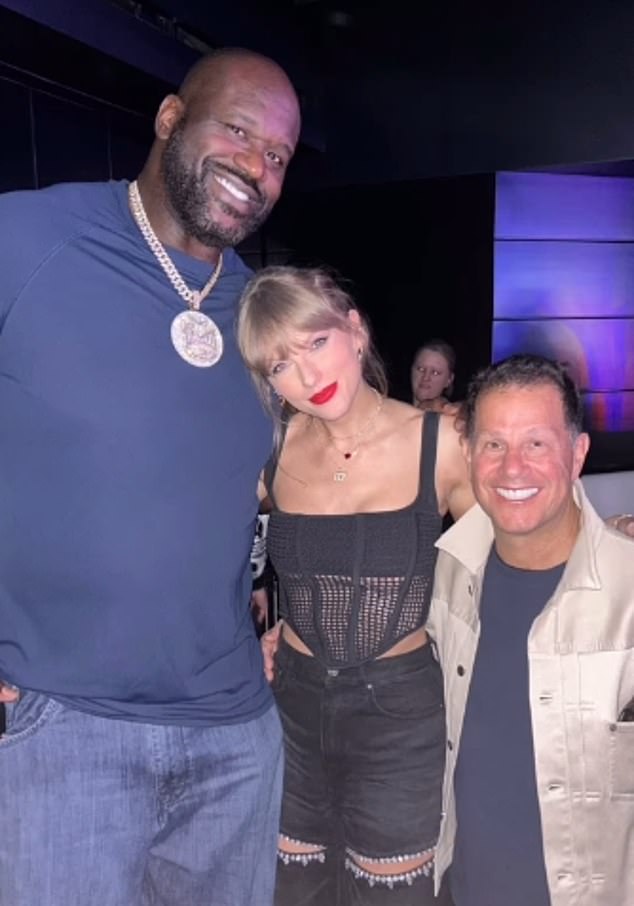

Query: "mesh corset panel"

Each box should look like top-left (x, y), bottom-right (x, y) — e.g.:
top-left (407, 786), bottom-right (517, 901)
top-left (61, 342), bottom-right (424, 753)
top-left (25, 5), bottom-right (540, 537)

top-left (268, 506), bottom-right (441, 666)
top-left (266, 412), bottom-right (443, 668)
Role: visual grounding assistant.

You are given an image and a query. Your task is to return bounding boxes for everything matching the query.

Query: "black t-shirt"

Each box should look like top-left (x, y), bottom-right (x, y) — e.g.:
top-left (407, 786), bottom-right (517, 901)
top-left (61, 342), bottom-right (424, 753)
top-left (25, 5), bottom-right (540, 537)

top-left (450, 547), bottom-right (565, 906)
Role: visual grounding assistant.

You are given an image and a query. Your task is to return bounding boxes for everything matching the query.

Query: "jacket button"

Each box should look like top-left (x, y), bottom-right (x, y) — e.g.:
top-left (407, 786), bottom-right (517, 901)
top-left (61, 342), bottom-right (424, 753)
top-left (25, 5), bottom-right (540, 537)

top-left (457, 665), bottom-right (465, 676)
top-left (467, 584), bottom-right (473, 595)
top-left (447, 740), bottom-right (453, 751)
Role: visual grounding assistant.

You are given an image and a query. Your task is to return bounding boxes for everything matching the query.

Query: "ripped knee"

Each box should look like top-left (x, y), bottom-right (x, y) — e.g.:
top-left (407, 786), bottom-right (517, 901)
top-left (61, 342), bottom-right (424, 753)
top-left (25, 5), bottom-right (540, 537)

top-left (277, 833), bottom-right (327, 866)
top-left (345, 847), bottom-right (435, 888)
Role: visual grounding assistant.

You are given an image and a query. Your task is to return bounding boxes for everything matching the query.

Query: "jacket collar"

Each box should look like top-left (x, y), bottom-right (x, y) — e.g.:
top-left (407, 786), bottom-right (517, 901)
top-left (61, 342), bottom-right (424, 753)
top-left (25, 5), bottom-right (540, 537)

top-left (435, 502), bottom-right (494, 574)
top-left (436, 480), bottom-right (604, 590)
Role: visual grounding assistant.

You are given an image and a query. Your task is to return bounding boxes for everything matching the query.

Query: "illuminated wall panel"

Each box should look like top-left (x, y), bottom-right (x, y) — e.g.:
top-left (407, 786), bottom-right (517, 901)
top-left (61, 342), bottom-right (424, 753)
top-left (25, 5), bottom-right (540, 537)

top-left (493, 319), bottom-right (634, 392)
top-left (494, 172), bottom-right (634, 437)
top-left (495, 242), bottom-right (634, 319)
top-left (496, 172), bottom-right (634, 241)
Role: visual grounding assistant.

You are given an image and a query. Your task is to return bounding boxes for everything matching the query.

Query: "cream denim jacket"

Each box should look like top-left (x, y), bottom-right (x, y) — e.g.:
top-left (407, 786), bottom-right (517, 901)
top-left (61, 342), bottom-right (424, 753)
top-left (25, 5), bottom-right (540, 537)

top-left (427, 482), bottom-right (634, 905)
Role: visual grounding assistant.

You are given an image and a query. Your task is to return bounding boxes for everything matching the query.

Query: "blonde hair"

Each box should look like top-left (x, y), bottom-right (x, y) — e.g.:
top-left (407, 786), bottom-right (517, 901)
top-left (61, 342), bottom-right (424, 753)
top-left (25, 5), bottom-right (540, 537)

top-left (237, 266), bottom-right (387, 421)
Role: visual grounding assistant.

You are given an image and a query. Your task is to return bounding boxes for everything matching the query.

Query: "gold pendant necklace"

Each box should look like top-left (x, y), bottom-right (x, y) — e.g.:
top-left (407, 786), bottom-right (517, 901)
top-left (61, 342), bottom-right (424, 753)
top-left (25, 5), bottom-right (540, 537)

top-left (128, 180), bottom-right (224, 368)
top-left (324, 389), bottom-right (383, 482)
top-left (332, 448), bottom-right (361, 482)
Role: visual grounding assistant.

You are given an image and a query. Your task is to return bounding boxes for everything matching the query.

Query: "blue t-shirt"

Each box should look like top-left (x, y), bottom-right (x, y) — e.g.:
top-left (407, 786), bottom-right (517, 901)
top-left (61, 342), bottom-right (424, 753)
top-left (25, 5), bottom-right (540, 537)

top-left (0, 180), bottom-right (273, 725)
top-left (450, 548), bottom-right (564, 905)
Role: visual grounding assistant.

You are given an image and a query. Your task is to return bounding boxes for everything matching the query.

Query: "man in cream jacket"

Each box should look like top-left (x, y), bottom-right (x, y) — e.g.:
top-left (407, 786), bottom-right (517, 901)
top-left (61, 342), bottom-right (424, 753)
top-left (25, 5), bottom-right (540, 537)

top-left (427, 354), bottom-right (634, 906)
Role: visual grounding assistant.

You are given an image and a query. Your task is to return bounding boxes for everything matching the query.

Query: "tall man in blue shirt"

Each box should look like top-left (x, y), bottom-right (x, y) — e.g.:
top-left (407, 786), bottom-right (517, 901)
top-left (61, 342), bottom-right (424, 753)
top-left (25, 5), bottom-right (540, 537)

top-left (0, 48), bottom-right (300, 906)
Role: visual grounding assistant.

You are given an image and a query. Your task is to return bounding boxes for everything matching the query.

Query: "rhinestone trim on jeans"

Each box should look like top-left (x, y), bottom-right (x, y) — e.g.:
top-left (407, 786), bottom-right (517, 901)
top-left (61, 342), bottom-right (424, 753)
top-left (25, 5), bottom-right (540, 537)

top-left (345, 846), bottom-right (435, 888)
top-left (278, 850), bottom-right (326, 866)
top-left (278, 834), bottom-right (326, 866)
top-left (345, 856), bottom-right (433, 888)
top-left (345, 845), bottom-right (435, 865)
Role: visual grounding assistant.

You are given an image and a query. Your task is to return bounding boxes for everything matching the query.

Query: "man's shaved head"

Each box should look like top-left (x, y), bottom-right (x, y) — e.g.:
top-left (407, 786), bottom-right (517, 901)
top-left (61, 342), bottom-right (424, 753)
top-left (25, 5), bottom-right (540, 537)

top-left (177, 49), bottom-right (300, 135)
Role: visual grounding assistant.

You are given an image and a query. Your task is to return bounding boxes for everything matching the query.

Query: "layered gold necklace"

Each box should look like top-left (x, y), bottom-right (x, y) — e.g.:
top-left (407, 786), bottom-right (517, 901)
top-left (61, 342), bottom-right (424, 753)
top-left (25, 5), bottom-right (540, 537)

top-left (128, 180), bottom-right (224, 368)
top-left (321, 389), bottom-right (384, 482)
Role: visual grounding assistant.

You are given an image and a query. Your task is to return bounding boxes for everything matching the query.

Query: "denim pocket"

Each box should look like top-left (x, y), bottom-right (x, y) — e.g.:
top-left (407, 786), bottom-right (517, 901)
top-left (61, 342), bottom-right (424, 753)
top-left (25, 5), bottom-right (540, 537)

top-left (367, 660), bottom-right (444, 721)
top-left (0, 689), bottom-right (63, 749)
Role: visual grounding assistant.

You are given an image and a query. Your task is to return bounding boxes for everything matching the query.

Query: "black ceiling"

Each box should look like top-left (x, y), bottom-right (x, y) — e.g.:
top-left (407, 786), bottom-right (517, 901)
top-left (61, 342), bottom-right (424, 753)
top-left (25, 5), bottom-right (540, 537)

top-left (124, 0), bottom-right (634, 187)
top-left (130, 0), bottom-right (518, 78)
top-left (8, 0), bottom-right (634, 188)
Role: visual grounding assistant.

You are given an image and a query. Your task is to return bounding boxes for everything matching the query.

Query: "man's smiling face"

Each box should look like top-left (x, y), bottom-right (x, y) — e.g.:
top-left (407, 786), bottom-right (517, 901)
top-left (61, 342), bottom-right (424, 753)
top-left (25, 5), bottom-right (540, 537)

top-left (466, 382), bottom-right (589, 555)
top-left (161, 59), bottom-right (300, 248)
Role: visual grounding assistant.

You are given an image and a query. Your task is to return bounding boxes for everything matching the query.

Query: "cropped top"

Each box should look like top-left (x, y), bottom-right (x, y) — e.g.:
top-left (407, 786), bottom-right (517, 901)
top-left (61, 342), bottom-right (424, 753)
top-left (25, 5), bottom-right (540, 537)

top-left (265, 412), bottom-right (442, 667)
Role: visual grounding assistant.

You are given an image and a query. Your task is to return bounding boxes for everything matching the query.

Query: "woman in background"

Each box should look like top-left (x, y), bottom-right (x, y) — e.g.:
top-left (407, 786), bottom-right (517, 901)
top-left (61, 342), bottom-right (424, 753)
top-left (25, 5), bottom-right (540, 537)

top-left (411, 339), bottom-right (458, 414)
top-left (238, 266), bottom-right (471, 905)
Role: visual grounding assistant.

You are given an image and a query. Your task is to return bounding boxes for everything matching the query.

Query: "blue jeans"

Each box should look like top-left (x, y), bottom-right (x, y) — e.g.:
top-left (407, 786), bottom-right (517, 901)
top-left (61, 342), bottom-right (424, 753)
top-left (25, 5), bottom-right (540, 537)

top-left (0, 692), bottom-right (283, 906)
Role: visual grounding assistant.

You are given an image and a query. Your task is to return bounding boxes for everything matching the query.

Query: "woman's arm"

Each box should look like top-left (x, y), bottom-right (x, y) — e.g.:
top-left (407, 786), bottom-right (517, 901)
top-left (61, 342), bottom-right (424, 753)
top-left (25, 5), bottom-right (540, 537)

top-left (436, 412), bottom-right (475, 522)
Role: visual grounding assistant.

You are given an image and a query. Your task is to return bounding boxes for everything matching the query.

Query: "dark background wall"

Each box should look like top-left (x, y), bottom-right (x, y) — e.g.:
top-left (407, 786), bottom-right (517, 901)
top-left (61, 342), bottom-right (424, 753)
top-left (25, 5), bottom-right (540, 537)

top-left (0, 5), bottom-right (163, 193)
top-left (286, 1), bottom-right (634, 189)
top-left (267, 177), bottom-right (495, 403)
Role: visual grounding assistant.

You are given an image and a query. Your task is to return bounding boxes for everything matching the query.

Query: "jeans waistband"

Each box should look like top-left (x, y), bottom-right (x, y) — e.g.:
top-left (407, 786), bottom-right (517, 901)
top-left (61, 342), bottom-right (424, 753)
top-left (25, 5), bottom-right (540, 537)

top-left (276, 636), bottom-right (436, 685)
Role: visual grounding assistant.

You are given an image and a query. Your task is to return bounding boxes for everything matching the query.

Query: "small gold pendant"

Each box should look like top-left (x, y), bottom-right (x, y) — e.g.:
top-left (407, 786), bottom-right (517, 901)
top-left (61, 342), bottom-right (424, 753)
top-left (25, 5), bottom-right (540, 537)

top-left (333, 469), bottom-right (347, 482)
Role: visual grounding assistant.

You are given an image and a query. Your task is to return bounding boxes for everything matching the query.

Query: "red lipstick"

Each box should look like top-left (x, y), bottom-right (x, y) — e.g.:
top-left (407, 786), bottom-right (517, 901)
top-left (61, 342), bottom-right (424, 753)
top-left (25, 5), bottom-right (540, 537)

top-left (309, 382), bottom-right (337, 405)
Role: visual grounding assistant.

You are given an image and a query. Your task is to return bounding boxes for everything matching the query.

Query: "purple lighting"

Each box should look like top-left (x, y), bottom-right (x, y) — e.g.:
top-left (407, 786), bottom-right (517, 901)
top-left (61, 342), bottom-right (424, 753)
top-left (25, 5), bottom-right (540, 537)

top-left (493, 319), bottom-right (634, 392)
top-left (494, 172), bottom-right (634, 432)
top-left (495, 241), bottom-right (634, 319)
top-left (496, 172), bottom-right (634, 241)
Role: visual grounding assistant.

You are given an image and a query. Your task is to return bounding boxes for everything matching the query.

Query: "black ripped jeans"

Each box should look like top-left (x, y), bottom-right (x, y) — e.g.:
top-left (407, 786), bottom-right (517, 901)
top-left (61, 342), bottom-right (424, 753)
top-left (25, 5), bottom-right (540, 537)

top-left (272, 638), bottom-right (453, 905)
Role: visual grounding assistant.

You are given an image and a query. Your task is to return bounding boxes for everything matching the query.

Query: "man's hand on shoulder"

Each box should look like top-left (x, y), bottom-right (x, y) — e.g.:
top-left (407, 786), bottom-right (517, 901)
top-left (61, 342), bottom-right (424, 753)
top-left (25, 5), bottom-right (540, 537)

top-left (606, 514), bottom-right (634, 537)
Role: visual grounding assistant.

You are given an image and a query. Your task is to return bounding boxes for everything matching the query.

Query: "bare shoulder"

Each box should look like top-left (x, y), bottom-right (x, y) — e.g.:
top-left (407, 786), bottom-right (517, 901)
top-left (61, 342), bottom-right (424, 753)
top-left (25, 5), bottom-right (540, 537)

top-left (438, 408), bottom-right (464, 446)
top-left (383, 397), bottom-right (420, 419)
top-left (376, 398), bottom-right (425, 448)
top-left (381, 399), bottom-right (463, 449)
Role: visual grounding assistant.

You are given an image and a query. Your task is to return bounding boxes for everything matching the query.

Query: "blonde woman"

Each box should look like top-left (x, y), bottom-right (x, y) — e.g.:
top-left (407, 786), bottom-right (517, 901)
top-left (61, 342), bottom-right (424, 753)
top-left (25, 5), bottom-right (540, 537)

top-left (238, 266), bottom-right (471, 905)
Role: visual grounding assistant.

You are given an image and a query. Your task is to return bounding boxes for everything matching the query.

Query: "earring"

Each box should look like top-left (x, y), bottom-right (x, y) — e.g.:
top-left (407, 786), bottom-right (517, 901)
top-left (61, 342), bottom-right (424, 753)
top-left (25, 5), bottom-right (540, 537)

top-left (274, 390), bottom-right (285, 404)
top-left (357, 347), bottom-right (363, 360)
